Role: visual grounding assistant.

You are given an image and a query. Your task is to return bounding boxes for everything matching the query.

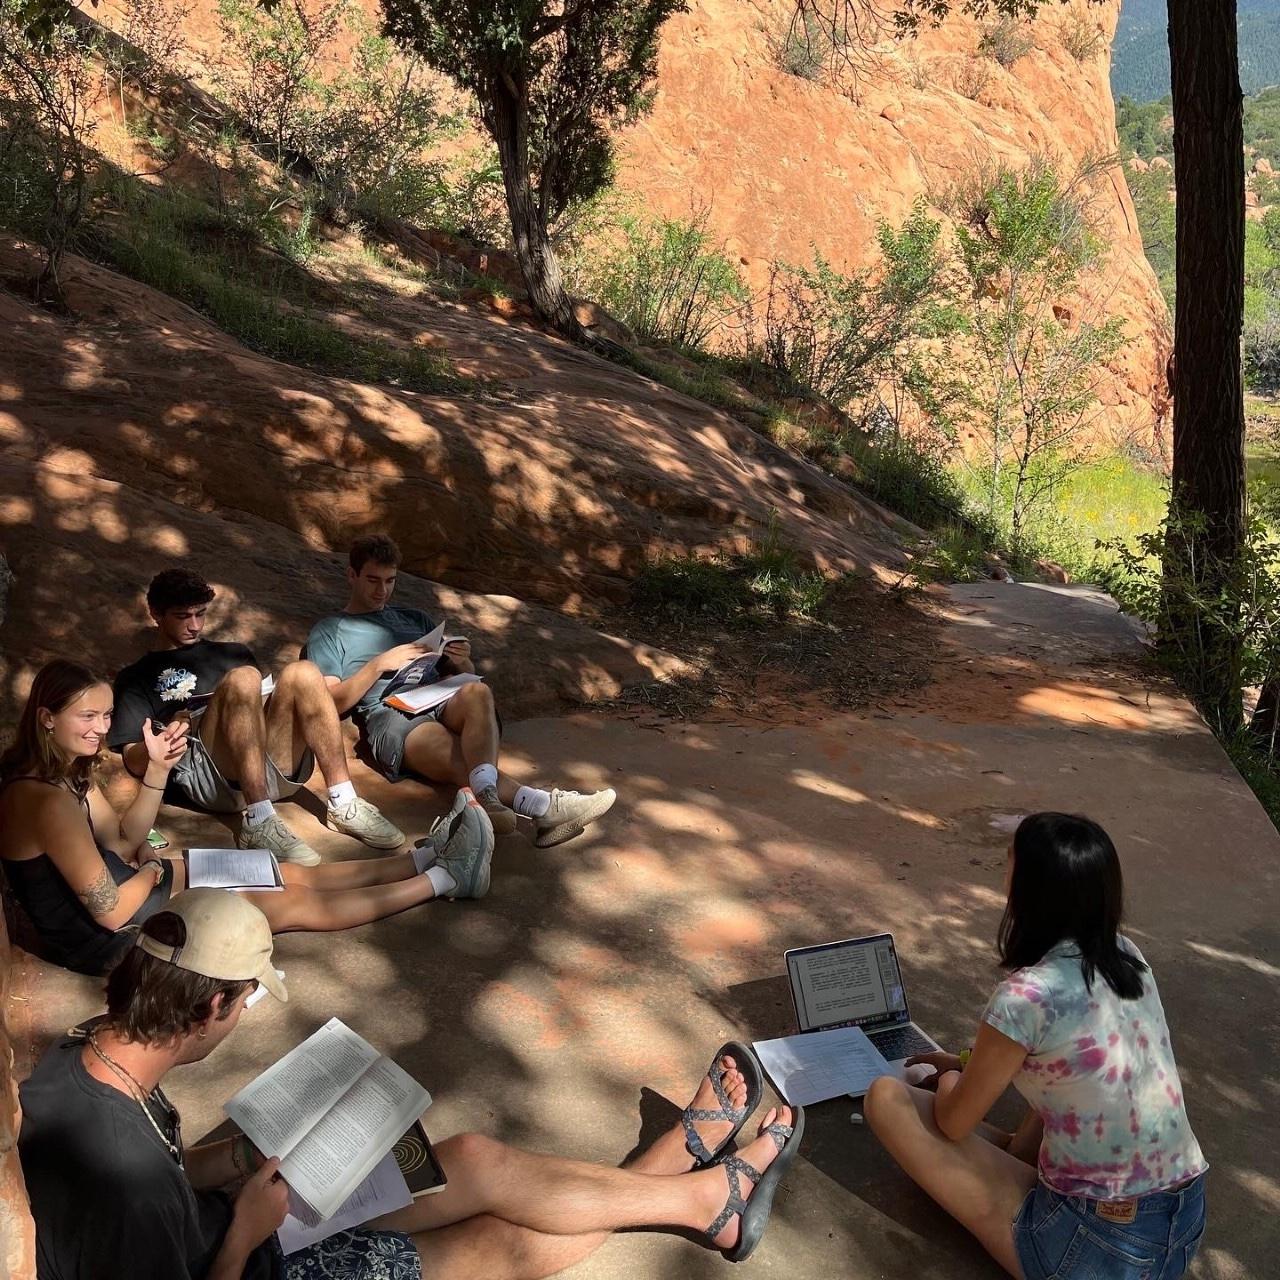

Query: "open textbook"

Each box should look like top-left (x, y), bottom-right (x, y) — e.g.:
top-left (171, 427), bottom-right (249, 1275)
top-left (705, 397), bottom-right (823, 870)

top-left (184, 848), bottom-right (284, 892)
top-left (382, 619), bottom-right (474, 711)
top-left (276, 1119), bottom-right (448, 1254)
top-left (224, 1018), bottom-right (432, 1220)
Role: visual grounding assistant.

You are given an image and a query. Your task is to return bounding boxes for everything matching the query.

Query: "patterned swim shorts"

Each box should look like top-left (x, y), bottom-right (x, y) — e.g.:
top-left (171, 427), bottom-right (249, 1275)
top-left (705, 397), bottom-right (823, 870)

top-left (285, 1229), bottom-right (422, 1280)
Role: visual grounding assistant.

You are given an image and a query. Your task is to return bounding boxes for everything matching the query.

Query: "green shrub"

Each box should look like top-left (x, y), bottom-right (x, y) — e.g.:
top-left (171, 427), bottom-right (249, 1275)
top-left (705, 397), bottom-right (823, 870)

top-left (979, 18), bottom-right (1034, 69)
top-left (1245, 306), bottom-right (1280, 393)
top-left (758, 200), bottom-right (955, 408)
top-left (584, 211), bottom-right (747, 350)
top-left (774, 12), bottom-right (827, 81)
top-left (86, 176), bottom-right (462, 392)
top-left (1061, 9), bottom-right (1103, 63)
top-left (634, 527), bottom-right (830, 622)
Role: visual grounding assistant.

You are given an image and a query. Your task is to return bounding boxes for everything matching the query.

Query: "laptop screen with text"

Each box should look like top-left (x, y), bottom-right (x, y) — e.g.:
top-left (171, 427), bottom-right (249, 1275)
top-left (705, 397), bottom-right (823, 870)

top-left (787, 934), bottom-right (911, 1033)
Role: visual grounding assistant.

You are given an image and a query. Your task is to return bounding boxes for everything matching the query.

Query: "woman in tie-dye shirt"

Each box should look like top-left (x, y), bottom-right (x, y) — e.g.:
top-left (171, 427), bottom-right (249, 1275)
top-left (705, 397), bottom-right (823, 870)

top-left (864, 813), bottom-right (1207, 1280)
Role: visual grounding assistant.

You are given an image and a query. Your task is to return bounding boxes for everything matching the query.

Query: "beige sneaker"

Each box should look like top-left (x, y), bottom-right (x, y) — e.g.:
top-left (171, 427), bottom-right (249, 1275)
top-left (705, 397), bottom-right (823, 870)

top-left (474, 785), bottom-right (517, 836)
top-left (326, 797), bottom-right (405, 850)
top-left (239, 813), bottom-right (321, 866)
top-left (534, 787), bottom-right (617, 848)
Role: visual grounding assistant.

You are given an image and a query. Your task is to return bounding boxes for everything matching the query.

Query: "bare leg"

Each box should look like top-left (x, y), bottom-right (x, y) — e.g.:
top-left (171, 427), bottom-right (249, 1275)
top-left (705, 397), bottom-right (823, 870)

top-left (370, 1058), bottom-right (747, 1279)
top-left (402, 716), bottom-right (525, 806)
top-left (197, 666), bottom-right (273, 804)
top-left (242, 876), bottom-right (438, 932)
top-left (375, 1090), bottom-right (787, 1280)
top-left (863, 1075), bottom-right (1035, 1278)
top-left (263, 660), bottom-right (350, 787)
top-left (280, 854), bottom-right (417, 891)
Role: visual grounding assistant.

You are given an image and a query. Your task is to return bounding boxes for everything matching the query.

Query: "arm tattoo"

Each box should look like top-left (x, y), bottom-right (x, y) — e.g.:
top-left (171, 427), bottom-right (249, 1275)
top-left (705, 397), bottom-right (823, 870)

top-left (78, 867), bottom-right (120, 918)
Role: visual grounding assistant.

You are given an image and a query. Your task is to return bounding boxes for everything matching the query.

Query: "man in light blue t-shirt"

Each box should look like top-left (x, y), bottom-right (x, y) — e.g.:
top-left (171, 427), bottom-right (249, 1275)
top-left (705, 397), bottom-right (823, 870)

top-left (307, 534), bottom-right (616, 848)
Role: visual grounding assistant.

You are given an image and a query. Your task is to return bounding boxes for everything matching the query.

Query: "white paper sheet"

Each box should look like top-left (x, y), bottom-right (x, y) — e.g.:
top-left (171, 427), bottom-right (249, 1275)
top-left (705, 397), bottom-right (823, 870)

top-left (753, 1025), bottom-right (895, 1105)
top-left (186, 848), bottom-right (282, 890)
top-left (276, 1151), bottom-right (413, 1255)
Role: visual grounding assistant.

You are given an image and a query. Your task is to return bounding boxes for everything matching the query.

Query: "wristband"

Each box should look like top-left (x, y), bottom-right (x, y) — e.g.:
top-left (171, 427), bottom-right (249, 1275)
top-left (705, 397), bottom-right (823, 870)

top-left (958, 1048), bottom-right (972, 1068)
top-left (140, 859), bottom-right (166, 885)
top-left (140, 779), bottom-right (166, 792)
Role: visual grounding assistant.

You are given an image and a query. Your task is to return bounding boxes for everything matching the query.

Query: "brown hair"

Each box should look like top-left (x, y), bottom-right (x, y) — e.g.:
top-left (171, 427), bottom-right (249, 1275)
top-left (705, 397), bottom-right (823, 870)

top-left (0, 659), bottom-right (109, 797)
top-left (349, 534), bottom-right (401, 573)
top-left (105, 912), bottom-right (253, 1045)
top-left (146, 568), bottom-right (215, 614)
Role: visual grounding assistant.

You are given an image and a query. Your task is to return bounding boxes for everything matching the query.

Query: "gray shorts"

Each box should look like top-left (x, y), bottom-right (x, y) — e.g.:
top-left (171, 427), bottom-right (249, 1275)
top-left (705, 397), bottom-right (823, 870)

top-left (358, 703), bottom-right (444, 783)
top-left (168, 715), bottom-right (315, 814)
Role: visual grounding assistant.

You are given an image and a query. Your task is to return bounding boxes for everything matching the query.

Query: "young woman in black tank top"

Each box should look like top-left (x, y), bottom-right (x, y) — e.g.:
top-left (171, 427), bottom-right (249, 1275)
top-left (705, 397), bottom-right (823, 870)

top-left (1, 660), bottom-right (482, 973)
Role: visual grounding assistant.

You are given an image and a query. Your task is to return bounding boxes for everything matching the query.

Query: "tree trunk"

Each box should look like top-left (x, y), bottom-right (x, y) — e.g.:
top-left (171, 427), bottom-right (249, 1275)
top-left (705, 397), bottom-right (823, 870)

top-left (488, 93), bottom-right (583, 341)
top-left (1165, 0), bottom-right (1247, 735)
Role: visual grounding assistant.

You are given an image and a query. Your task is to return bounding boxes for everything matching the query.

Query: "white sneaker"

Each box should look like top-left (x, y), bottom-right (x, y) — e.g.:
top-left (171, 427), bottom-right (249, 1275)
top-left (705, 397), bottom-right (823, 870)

top-left (326, 797), bottom-right (405, 850)
top-left (239, 813), bottom-right (321, 866)
top-left (419, 788), bottom-right (494, 898)
top-left (534, 787), bottom-right (617, 849)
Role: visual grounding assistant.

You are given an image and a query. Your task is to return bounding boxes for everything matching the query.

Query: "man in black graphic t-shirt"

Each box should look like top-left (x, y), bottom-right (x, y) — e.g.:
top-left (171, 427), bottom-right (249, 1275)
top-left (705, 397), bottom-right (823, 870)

top-left (109, 567), bottom-right (404, 866)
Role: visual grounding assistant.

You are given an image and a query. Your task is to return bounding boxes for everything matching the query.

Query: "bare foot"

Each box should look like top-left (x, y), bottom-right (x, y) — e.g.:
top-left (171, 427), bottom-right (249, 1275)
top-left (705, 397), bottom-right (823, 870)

top-left (678, 1055), bottom-right (747, 1170)
top-left (697, 1105), bottom-right (792, 1250)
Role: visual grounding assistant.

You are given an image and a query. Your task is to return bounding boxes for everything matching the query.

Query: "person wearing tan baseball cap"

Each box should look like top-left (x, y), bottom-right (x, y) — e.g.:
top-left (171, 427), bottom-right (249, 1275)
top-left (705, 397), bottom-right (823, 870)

top-left (18, 889), bottom-right (290, 1280)
top-left (134, 885), bottom-right (289, 1005)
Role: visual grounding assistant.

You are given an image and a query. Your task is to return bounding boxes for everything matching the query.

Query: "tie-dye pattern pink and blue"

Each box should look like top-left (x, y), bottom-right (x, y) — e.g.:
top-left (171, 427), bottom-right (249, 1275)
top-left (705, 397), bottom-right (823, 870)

top-left (983, 938), bottom-right (1206, 1201)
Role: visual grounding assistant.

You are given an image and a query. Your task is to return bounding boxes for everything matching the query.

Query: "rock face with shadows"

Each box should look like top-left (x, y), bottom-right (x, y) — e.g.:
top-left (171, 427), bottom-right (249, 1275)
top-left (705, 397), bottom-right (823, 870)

top-left (619, 0), bottom-right (1168, 451)
top-left (0, 239), bottom-right (910, 714)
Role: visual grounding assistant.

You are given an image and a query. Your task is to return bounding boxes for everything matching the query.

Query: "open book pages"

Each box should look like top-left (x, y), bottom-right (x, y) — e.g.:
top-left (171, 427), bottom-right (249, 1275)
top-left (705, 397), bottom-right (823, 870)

top-left (276, 1149), bottom-right (411, 1254)
top-left (385, 672), bottom-right (483, 715)
top-left (224, 1017), bottom-right (432, 1220)
top-left (416, 620), bottom-right (468, 654)
top-left (185, 848), bottom-right (284, 892)
top-left (275, 1120), bottom-right (447, 1254)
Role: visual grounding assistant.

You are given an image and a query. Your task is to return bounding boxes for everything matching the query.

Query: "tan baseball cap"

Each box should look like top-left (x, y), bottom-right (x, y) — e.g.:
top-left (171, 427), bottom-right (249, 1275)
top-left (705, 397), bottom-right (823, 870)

top-left (135, 888), bottom-right (288, 1003)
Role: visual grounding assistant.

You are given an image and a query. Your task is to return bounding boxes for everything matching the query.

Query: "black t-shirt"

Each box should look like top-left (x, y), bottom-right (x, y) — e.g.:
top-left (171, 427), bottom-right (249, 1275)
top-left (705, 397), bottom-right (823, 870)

top-left (108, 640), bottom-right (259, 751)
top-left (18, 1032), bottom-right (277, 1280)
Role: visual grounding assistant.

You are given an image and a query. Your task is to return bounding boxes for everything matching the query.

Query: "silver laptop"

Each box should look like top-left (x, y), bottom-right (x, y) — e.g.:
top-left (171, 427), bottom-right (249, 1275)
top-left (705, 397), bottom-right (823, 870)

top-left (784, 932), bottom-right (941, 1088)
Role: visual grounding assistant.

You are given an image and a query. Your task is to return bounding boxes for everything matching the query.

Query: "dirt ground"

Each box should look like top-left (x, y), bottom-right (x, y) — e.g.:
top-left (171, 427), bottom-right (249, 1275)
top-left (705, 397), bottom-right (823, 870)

top-left (10, 581), bottom-right (1278, 1280)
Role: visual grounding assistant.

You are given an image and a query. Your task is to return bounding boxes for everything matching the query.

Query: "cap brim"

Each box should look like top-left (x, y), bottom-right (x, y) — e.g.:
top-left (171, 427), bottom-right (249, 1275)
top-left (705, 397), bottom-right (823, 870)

top-left (257, 965), bottom-right (288, 1004)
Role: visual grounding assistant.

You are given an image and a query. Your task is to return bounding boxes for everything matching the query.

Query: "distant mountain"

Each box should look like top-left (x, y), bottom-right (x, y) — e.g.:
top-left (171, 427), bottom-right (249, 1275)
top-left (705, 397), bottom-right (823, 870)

top-left (1113, 0), bottom-right (1280, 102)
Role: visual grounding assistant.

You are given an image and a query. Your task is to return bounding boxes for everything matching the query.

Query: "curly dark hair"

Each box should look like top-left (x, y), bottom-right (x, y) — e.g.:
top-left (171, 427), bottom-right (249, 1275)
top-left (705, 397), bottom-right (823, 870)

top-left (105, 912), bottom-right (253, 1045)
top-left (146, 568), bottom-right (215, 614)
top-left (349, 534), bottom-right (401, 573)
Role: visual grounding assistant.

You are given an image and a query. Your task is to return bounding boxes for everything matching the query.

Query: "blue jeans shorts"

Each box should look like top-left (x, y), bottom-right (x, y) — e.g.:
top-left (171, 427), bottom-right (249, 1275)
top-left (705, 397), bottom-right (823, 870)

top-left (1014, 1175), bottom-right (1206, 1280)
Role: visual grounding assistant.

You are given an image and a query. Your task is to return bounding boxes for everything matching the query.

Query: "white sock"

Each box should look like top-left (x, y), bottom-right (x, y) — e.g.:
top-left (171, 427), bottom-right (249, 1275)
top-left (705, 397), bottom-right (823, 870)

top-left (425, 864), bottom-right (457, 897)
top-left (244, 799), bottom-right (275, 826)
top-left (327, 780), bottom-right (357, 809)
top-left (512, 785), bottom-right (551, 819)
top-left (469, 764), bottom-right (499, 794)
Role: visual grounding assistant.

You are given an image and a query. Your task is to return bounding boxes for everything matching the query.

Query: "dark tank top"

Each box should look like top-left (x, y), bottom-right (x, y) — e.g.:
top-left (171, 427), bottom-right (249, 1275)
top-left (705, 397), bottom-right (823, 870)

top-left (0, 778), bottom-right (173, 975)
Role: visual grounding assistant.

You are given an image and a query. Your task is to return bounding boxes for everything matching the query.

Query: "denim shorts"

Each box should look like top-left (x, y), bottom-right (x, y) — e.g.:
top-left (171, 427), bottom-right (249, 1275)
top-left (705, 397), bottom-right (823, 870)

top-left (1014, 1174), bottom-right (1206, 1280)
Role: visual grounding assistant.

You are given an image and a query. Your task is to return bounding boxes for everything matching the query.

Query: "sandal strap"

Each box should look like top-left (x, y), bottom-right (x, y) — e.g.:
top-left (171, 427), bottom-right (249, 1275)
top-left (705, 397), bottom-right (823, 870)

top-left (681, 1061), bottom-right (747, 1163)
top-left (764, 1121), bottom-right (793, 1152)
top-left (704, 1154), bottom-right (760, 1239)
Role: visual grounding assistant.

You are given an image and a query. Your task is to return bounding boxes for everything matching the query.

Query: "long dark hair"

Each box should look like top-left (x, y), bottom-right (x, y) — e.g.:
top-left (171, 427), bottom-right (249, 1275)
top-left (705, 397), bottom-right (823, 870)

top-left (0, 659), bottom-right (108, 798)
top-left (998, 812), bottom-right (1147, 999)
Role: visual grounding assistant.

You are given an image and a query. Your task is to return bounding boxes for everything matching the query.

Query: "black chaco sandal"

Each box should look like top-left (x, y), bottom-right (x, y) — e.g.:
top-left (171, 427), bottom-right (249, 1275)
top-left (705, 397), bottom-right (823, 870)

top-left (705, 1106), bottom-right (805, 1264)
top-left (681, 1041), bottom-right (764, 1169)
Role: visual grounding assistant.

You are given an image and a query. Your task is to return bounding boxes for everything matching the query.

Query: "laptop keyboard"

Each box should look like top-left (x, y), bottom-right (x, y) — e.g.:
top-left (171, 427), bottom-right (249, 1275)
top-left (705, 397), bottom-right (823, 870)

top-left (870, 1025), bottom-right (936, 1061)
